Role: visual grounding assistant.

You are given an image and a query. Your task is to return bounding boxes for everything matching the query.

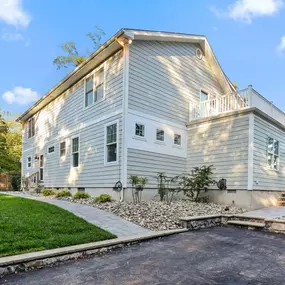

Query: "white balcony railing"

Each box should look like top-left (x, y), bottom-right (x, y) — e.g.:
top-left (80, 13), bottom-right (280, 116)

top-left (189, 86), bottom-right (285, 125)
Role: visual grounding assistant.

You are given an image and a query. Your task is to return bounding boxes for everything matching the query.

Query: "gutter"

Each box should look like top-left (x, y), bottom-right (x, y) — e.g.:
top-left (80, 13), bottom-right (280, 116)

top-left (16, 29), bottom-right (126, 123)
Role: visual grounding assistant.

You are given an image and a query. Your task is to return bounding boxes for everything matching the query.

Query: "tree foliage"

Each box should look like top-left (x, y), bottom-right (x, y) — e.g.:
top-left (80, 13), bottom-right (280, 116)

top-left (0, 109), bottom-right (22, 173)
top-left (53, 26), bottom-right (105, 70)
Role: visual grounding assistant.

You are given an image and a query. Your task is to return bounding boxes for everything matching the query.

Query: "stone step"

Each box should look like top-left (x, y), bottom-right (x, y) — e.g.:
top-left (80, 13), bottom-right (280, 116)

top-left (227, 220), bottom-right (265, 229)
top-left (278, 197), bottom-right (285, 201)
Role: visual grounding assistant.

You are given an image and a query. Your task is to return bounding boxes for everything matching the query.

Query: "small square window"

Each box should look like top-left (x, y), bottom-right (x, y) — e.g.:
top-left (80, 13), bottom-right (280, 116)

top-left (135, 123), bottom-right (145, 137)
top-left (48, 146), bottom-right (55, 154)
top-left (156, 129), bottom-right (164, 141)
top-left (174, 134), bottom-right (181, 145)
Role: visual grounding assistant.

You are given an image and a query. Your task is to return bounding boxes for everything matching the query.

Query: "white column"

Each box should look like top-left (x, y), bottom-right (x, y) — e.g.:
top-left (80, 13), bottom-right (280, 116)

top-left (248, 113), bottom-right (254, 190)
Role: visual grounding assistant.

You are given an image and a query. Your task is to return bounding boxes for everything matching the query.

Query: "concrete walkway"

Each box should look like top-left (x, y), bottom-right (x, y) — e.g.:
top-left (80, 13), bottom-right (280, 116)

top-left (239, 206), bottom-right (285, 219)
top-left (0, 192), bottom-right (151, 237)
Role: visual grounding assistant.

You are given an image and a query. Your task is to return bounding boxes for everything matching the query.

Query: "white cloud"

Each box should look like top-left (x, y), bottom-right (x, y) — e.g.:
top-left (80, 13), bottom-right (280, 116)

top-left (2, 87), bottom-right (39, 105)
top-left (1, 32), bottom-right (24, 42)
top-left (211, 0), bottom-right (284, 23)
top-left (0, 0), bottom-right (31, 28)
top-left (277, 35), bottom-right (285, 53)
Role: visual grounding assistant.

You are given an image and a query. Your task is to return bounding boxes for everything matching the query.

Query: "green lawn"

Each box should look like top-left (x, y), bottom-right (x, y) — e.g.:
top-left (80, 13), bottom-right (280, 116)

top-left (0, 194), bottom-right (116, 257)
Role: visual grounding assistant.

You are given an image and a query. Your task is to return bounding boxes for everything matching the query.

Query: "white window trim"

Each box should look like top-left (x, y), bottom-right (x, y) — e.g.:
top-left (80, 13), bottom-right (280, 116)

top-left (59, 140), bottom-right (66, 158)
top-left (134, 122), bottom-right (146, 140)
top-left (104, 120), bottom-right (119, 166)
top-left (27, 156), bottom-right (32, 169)
top-left (71, 135), bottom-right (80, 168)
top-left (155, 128), bottom-right (165, 143)
top-left (200, 89), bottom-right (209, 101)
top-left (267, 137), bottom-right (280, 172)
top-left (83, 61), bottom-right (106, 109)
top-left (47, 145), bottom-right (55, 155)
top-left (39, 154), bottom-right (44, 182)
top-left (27, 117), bottom-right (35, 139)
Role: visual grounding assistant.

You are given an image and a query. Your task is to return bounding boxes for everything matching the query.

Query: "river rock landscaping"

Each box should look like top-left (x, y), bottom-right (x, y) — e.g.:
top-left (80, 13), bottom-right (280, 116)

top-left (56, 197), bottom-right (245, 231)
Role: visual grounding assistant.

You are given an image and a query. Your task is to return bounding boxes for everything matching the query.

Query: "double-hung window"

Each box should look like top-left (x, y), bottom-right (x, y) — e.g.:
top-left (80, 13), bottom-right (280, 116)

top-left (135, 123), bottom-right (145, 137)
top-left (72, 137), bottom-right (79, 167)
top-left (39, 155), bottom-right (44, 181)
top-left (27, 156), bottom-right (32, 168)
top-left (85, 77), bottom-right (94, 107)
top-left (60, 141), bottom-right (66, 157)
top-left (267, 137), bottom-right (279, 170)
top-left (95, 67), bottom-right (104, 102)
top-left (28, 118), bottom-right (35, 138)
top-left (85, 67), bottom-right (104, 107)
top-left (106, 123), bottom-right (117, 163)
top-left (156, 129), bottom-right (164, 142)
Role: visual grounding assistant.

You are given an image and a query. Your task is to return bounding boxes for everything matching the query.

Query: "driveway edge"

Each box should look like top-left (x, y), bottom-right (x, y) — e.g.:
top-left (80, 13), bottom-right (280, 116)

top-left (0, 228), bottom-right (187, 276)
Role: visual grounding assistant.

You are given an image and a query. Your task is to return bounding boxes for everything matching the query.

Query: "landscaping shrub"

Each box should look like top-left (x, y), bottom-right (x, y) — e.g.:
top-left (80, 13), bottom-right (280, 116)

top-left (73, 192), bottom-right (90, 199)
top-left (179, 165), bottom-right (216, 201)
top-left (42, 189), bottom-right (56, 196)
top-left (94, 194), bottom-right (112, 203)
top-left (129, 175), bottom-right (148, 204)
top-left (11, 174), bottom-right (21, 191)
top-left (55, 189), bottom-right (72, 198)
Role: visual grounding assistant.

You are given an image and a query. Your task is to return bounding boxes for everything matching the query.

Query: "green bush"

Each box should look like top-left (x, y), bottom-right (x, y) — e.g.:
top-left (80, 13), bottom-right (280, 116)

top-left (42, 189), bottom-right (56, 196)
top-left (11, 175), bottom-right (21, 191)
top-left (94, 194), bottom-right (112, 203)
top-left (55, 189), bottom-right (72, 198)
top-left (73, 192), bottom-right (90, 199)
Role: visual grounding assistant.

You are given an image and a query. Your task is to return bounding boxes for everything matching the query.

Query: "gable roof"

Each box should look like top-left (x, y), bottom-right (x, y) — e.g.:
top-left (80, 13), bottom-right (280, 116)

top-left (17, 28), bottom-right (234, 123)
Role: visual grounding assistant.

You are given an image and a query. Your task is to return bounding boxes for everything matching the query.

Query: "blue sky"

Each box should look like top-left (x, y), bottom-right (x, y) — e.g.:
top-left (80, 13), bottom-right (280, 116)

top-left (0, 0), bottom-right (284, 116)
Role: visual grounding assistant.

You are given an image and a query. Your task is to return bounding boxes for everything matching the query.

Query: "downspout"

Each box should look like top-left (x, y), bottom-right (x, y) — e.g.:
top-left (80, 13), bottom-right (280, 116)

top-left (118, 36), bottom-right (132, 202)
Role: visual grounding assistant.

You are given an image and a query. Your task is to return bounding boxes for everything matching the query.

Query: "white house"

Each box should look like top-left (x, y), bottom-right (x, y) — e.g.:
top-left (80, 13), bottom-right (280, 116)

top-left (17, 28), bottom-right (285, 209)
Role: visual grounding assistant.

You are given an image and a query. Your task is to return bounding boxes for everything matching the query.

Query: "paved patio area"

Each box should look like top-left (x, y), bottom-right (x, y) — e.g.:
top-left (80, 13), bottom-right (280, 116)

top-left (4, 227), bottom-right (285, 284)
top-left (0, 192), bottom-right (151, 237)
top-left (240, 206), bottom-right (285, 219)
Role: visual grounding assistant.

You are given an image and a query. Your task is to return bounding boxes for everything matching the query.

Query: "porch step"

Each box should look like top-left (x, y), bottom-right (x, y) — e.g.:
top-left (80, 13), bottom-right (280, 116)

top-left (227, 220), bottom-right (265, 229)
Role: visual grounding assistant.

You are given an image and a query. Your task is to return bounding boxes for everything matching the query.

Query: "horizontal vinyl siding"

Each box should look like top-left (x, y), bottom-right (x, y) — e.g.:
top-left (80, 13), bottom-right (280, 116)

top-left (22, 50), bottom-right (123, 188)
top-left (22, 50), bottom-right (123, 152)
top-left (187, 115), bottom-right (249, 189)
top-left (26, 114), bottom-right (122, 188)
top-left (128, 40), bottom-right (224, 124)
top-left (127, 148), bottom-right (186, 188)
top-left (253, 116), bottom-right (285, 190)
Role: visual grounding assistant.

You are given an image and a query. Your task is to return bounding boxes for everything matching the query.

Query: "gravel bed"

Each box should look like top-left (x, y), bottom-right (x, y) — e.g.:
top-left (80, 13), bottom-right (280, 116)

top-left (57, 197), bottom-right (245, 231)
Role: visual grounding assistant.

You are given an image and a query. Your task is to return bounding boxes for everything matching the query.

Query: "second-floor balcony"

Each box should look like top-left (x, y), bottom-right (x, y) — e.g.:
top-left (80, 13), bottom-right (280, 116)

top-left (189, 86), bottom-right (285, 125)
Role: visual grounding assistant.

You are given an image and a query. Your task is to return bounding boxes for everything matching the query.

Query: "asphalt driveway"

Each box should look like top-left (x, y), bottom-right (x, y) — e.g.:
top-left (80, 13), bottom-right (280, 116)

top-left (3, 227), bottom-right (285, 285)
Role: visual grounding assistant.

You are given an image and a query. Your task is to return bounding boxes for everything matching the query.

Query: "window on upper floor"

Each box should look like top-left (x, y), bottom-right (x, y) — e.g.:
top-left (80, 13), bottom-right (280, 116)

top-left (174, 134), bottom-right (181, 146)
top-left (84, 66), bottom-right (105, 107)
top-left (135, 123), bottom-right (145, 137)
top-left (105, 123), bottom-right (117, 163)
top-left (28, 117), bottom-right (35, 138)
top-left (200, 90), bottom-right (208, 102)
top-left (27, 156), bottom-right (32, 168)
top-left (72, 137), bottom-right (79, 167)
top-left (267, 137), bottom-right (279, 170)
top-left (60, 141), bottom-right (66, 157)
top-left (95, 67), bottom-right (104, 102)
top-left (85, 76), bottom-right (94, 107)
top-left (156, 129), bottom-right (164, 142)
